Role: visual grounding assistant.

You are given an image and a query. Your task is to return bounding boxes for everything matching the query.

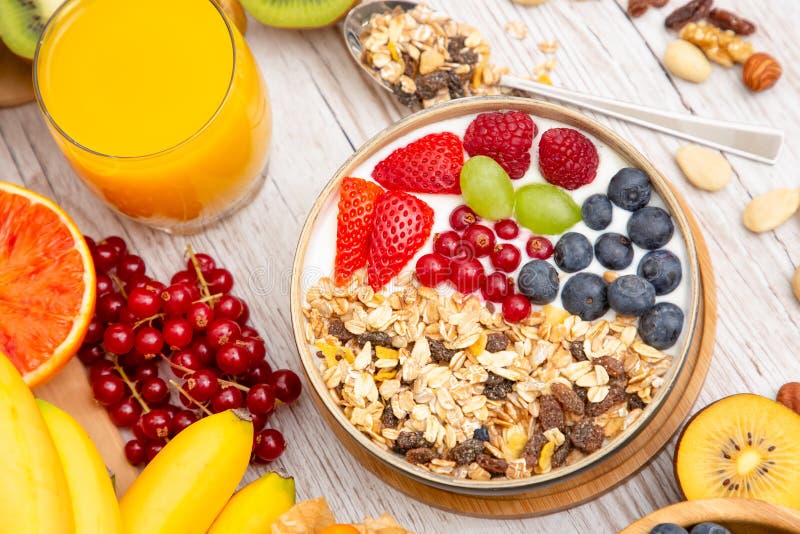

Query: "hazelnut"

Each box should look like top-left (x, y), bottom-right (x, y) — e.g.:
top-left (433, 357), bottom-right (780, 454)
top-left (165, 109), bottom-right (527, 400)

top-left (777, 382), bottom-right (800, 415)
top-left (743, 52), bottom-right (782, 92)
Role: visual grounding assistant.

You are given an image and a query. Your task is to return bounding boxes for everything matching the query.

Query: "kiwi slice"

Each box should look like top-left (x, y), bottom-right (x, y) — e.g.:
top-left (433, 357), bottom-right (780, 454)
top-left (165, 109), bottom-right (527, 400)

top-left (675, 394), bottom-right (800, 509)
top-left (0, 0), bottom-right (62, 59)
top-left (239, 0), bottom-right (355, 28)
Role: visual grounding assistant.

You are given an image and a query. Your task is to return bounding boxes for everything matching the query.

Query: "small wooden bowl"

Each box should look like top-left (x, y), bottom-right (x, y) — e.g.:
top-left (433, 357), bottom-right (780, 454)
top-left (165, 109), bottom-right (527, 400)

top-left (290, 96), bottom-right (703, 496)
top-left (620, 498), bottom-right (800, 534)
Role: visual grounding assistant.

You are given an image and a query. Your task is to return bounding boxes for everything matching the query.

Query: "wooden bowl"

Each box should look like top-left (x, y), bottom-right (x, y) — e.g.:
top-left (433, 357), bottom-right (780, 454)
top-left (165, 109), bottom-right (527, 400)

top-left (621, 498), bottom-right (800, 534)
top-left (290, 96), bottom-right (702, 496)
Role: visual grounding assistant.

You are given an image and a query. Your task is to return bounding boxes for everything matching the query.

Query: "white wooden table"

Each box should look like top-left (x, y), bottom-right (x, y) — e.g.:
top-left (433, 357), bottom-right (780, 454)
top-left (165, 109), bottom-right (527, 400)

top-left (1, 1), bottom-right (798, 531)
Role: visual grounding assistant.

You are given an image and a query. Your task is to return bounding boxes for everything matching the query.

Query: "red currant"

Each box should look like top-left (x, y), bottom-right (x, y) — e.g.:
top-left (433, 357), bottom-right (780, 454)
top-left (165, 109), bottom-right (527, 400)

top-left (116, 254), bottom-right (146, 282)
top-left (526, 236), bottom-right (554, 260)
top-left (210, 386), bottom-right (244, 412)
top-left (139, 377), bottom-right (169, 404)
top-left (190, 338), bottom-right (215, 365)
top-left (253, 428), bottom-right (286, 462)
top-left (242, 360), bottom-right (272, 387)
top-left (450, 258), bottom-right (485, 294)
top-left (449, 205), bottom-right (478, 231)
top-left (89, 360), bottom-right (116, 383)
top-left (78, 344), bottom-right (105, 365)
top-left (94, 243), bottom-right (120, 272)
top-left (187, 302), bottom-right (214, 330)
top-left (185, 369), bottom-right (220, 402)
top-left (108, 397), bottom-right (142, 427)
top-left (171, 409), bottom-right (199, 435)
top-left (187, 253), bottom-right (216, 273)
top-left (83, 235), bottom-right (97, 256)
top-left (100, 235), bottom-right (128, 257)
top-left (216, 295), bottom-right (244, 322)
top-left (96, 293), bottom-right (126, 323)
top-left (206, 268), bottom-right (234, 294)
top-left (144, 441), bottom-right (164, 463)
top-left (240, 326), bottom-right (260, 339)
top-left (216, 343), bottom-right (250, 375)
top-left (246, 383), bottom-right (276, 415)
top-left (463, 225), bottom-right (495, 257)
top-left (160, 284), bottom-right (193, 316)
top-left (490, 244), bottom-right (521, 273)
top-left (237, 337), bottom-right (266, 363)
top-left (206, 319), bottom-right (241, 349)
top-left (433, 231), bottom-right (463, 258)
top-left (237, 301), bottom-right (250, 325)
top-left (251, 413), bottom-right (269, 431)
top-left (96, 273), bottom-right (115, 298)
top-left (269, 369), bottom-right (302, 403)
top-left (124, 439), bottom-right (146, 465)
top-left (170, 270), bottom-right (196, 286)
top-left (162, 317), bottom-right (193, 348)
top-left (134, 326), bottom-right (164, 356)
top-left (170, 349), bottom-right (203, 378)
top-left (140, 409), bottom-right (172, 440)
top-left (415, 253), bottom-right (451, 288)
top-left (494, 219), bottom-right (520, 239)
top-left (104, 323), bottom-right (135, 355)
top-left (118, 306), bottom-right (138, 325)
top-left (134, 362), bottom-right (159, 382)
top-left (92, 374), bottom-right (127, 406)
top-left (84, 318), bottom-right (104, 345)
top-left (502, 294), bottom-right (532, 323)
top-left (481, 272), bottom-right (513, 303)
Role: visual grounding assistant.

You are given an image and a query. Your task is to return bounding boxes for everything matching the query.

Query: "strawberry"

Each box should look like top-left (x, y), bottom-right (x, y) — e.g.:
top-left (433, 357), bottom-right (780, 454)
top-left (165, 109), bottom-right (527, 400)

top-left (367, 191), bottom-right (434, 290)
top-left (371, 132), bottom-right (464, 194)
top-left (463, 111), bottom-right (536, 179)
top-left (538, 127), bottom-right (599, 190)
top-left (334, 177), bottom-right (385, 286)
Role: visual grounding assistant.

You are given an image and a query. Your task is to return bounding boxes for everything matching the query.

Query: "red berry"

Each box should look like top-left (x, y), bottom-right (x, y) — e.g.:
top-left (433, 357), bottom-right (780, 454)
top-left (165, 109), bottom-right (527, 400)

top-left (415, 253), bottom-right (451, 288)
top-left (131, 416), bottom-right (148, 442)
top-left (253, 428), bottom-right (286, 462)
top-left (140, 409), bottom-right (171, 440)
top-left (96, 273), bottom-right (115, 298)
top-left (92, 374), bottom-right (127, 406)
top-left (134, 326), bottom-right (164, 356)
top-left (100, 235), bottom-right (128, 257)
top-left (490, 244), bottom-right (521, 272)
top-left (206, 319), bottom-right (241, 349)
top-left (83, 235), bottom-right (97, 256)
top-left (96, 293), bottom-right (126, 323)
top-left (372, 132), bottom-right (464, 194)
top-left (246, 383), bottom-right (276, 415)
top-left (108, 397), bottom-right (142, 427)
top-left (216, 343), bottom-right (250, 375)
top-left (134, 362), bottom-right (159, 382)
top-left (190, 338), bottom-right (215, 365)
top-left (170, 270), bottom-right (196, 286)
top-left (187, 253), bottom-right (216, 273)
top-left (185, 369), bottom-right (220, 402)
top-left (117, 306), bottom-right (137, 325)
top-left (237, 301), bottom-right (250, 325)
top-left (216, 295), bottom-right (244, 322)
top-left (526, 236), bottom-right (554, 260)
top-left (211, 386), bottom-right (244, 412)
top-left (251, 413), bottom-right (269, 432)
top-left (494, 219), bottom-right (520, 239)
top-left (89, 360), bottom-right (116, 384)
top-left (139, 377), bottom-right (169, 404)
top-left (502, 294), bottom-right (532, 323)
top-left (242, 360), bottom-right (272, 387)
top-left (170, 349), bottom-right (203, 378)
top-left (334, 177), bottom-right (385, 286)
top-left (187, 302), bottom-right (214, 330)
top-left (171, 410), bottom-right (199, 435)
top-left (124, 439), bottom-right (146, 465)
top-left (538, 127), bottom-right (599, 190)
top-left (78, 344), bottom-right (105, 365)
top-left (144, 441), bottom-right (164, 463)
top-left (237, 337), bottom-right (266, 363)
top-left (116, 254), bottom-right (146, 282)
top-left (450, 258), bottom-right (485, 294)
top-left (206, 268), bottom-right (234, 294)
top-left (104, 323), bottom-right (135, 355)
top-left (268, 369), bottom-right (302, 403)
top-left (462, 224), bottom-right (495, 257)
top-left (160, 284), bottom-right (193, 316)
top-left (240, 326), bottom-right (259, 339)
top-left (464, 111), bottom-right (536, 179)
top-left (162, 317), bottom-right (193, 348)
top-left (449, 205), bottom-right (478, 231)
top-left (119, 351), bottom-right (146, 369)
top-left (433, 231), bottom-right (463, 258)
top-left (481, 272), bottom-right (513, 303)
top-left (84, 318), bottom-right (104, 345)
top-left (94, 243), bottom-right (120, 272)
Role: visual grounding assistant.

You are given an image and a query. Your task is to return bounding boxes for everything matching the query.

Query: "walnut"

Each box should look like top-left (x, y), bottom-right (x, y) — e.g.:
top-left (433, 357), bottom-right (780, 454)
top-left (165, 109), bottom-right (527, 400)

top-left (742, 52), bottom-right (783, 92)
top-left (679, 22), bottom-right (754, 67)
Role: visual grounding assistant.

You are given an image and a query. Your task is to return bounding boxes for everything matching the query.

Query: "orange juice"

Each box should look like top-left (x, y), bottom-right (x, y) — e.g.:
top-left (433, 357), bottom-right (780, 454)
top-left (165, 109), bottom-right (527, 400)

top-left (35, 0), bottom-right (270, 232)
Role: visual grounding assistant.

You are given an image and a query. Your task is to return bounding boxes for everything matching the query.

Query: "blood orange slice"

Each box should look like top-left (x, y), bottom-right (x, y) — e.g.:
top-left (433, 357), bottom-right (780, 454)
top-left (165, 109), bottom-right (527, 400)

top-left (0, 182), bottom-right (95, 388)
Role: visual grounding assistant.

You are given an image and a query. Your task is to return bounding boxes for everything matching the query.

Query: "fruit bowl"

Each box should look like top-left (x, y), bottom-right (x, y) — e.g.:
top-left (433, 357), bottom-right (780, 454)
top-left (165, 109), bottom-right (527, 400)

top-left (290, 96), bottom-right (702, 495)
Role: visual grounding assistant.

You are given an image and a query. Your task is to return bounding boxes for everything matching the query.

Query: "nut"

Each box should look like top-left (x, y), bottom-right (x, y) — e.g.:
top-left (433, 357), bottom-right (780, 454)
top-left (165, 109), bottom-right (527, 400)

top-left (513, 0), bottom-right (548, 5)
top-left (742, 188), bottom-right (800, 233)
top-left (743, 52), bottom-right (782, 92)
top-left (777, 383), bottom-right (800, 415)
top-left (793, 266), bottom-right (800, 303)
top-left (679, 22), bottom-right (753, 67)
top-left (675, 144), bottom-right (731, 191)
top-left (664, 40), bottom-right (712, 83)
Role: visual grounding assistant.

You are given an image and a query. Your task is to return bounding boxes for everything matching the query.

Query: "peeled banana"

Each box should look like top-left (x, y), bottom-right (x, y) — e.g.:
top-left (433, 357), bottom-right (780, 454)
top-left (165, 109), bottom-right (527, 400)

top-left (37, 399), bottom-right (123, 534)
top-left (0, 354), bottom-right (74, 534)
top-left (119, 408), bottom-right (253, 534)
top-left (208, 472), bottom-right (296, 533)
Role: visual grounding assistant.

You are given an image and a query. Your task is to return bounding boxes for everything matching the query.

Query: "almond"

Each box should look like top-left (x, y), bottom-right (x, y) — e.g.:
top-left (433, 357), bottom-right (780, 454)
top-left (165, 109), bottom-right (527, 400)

top-left (675, 144), bottom-right (732, 191)
top-left (742, 188), bottom-right (800, 233)
top-left (664, 40), bottom-right (712, 83)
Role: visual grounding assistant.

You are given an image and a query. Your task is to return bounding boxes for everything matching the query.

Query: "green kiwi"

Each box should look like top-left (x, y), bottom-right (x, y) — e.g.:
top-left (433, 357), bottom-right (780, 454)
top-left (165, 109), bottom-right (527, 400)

top-left (0, 0), bottom-right (62, 59)
top-left (239, 0), bottom-right (355, 28)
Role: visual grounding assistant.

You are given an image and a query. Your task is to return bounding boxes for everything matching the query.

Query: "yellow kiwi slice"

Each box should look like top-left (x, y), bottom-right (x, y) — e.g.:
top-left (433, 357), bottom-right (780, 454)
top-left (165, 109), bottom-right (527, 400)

top-left (675, 393), bottom-right (800, 509)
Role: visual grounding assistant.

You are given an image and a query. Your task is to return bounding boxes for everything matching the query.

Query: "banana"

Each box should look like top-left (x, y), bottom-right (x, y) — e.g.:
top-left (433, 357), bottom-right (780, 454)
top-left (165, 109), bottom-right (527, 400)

top-left (208, 472), bottom-right (296, 533)
top-left (0, 354), bottom-right (74, 534)
top-left (119, 409), bottom-right (253, 534)
top-left (37, 399), bottom-right (123, 534)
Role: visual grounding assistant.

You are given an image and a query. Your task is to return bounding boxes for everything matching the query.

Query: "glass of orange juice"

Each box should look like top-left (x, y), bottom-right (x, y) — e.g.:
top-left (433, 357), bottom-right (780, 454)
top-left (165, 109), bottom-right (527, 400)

top-left (34, 0), bottom-right (271, 233)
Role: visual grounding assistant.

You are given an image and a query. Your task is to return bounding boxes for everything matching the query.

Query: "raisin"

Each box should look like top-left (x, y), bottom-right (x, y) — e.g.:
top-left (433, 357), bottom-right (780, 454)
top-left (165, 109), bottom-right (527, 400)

top-left (428, 337), bottom-right (456, 363)
top-left (315, 351), bottom-right (325, 359)
top-left (473, 426), bottom-right (490, 442)
top-left (402, 52), bottom-right (418, 77)
top-left (627, 393), bottom-right (647, 411)
top-left (415, 71), bottom-right (449, 100)
top-left (381, 403), bottom-right (399, 429)
top-left (585, 385), bottom-right (626, 417)
top-left (569, 340), bottom-right (588, 361)
top-left (594, 356), bottom-right (625, 379)
top-left (447, 36), bottom-right (477, 65)
top-left (483, 372), bottom-right (514, 400)
top-left (664, 0), bottom-right (712, 30)
top-left (538, 395), bottom-right (565, 430)
top-left (393, 83), bottom-right (418, 108)
top-left (406, 447), bottom-right (437, 464)
top-left (447, 71), bottom-right (466, 99)
top-left (627, 0), bottom-right (649, 17)
top-left (569, 420), bottom-right (604, 453)
top-left (552, 440), bottom-right (572, 467)
top-left (328, 319), bottom-right (354, 343)
top-left (708, 7), bottom-right (756, 35)
top-left (358, 331), bottom-right (393, 347)
top-left (550, 382), bottom-right (585, 415)
top-left (476, 453), bottom-right (508, 475)
top-left (449, 439), bottom-right (485, 465)
top-left (573, 385), bottom-right (589, 405)
top-left (394, 431), bottom-right (430, 453)
top-left (521, 432), bottom-right (548, 468)
top-left (485, 333), bottom-right (510, 353)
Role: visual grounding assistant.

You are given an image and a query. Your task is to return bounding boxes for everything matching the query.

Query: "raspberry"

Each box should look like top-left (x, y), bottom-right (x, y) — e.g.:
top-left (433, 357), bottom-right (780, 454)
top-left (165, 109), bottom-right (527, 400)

top-left (538, 127), bottom-right (599, 190)
top-left (463, 111), bottom-right (536, 179)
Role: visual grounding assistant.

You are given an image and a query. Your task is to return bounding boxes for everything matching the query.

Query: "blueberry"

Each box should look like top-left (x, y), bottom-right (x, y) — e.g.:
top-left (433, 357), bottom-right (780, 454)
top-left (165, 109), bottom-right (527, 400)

top-left (608, 275), bottom-right (656, 316)
top-left (554, 232), bottom-right (593, 273)
top-left (638, 250), bottom-right (682, 295)
top-left (608, 167), bottom-right (651, 211)
top-left (649, 524), bottom-right (689, 534)
top-left (689, 523), bottom-right (731, 534)
top-left (639, 302), bottom-right (684, 349)
top-left (561, 273), bottom-right (609, 320)
top-left (473, 426), bottom-right (489, 441)
top-left (581, 194), bottom-right (613, 230)
top-left (594, 233), bottom-right (634, 270)
top-left (517, 260), bottom-right (559, 304)
top-left (628, 206), bottom-right (674, 250)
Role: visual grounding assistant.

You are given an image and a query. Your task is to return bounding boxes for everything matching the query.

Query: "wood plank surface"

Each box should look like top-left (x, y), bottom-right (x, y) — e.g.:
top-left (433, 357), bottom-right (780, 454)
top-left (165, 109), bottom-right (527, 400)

top-left (1, 0), bottom-right (798, 531)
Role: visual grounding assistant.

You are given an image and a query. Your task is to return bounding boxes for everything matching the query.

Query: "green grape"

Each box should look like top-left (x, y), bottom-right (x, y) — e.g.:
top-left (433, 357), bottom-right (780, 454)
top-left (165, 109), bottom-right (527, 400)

top-left (514, 183), bottom-right (581, 234)
top-left (459, 156), bottom-right (514, 221)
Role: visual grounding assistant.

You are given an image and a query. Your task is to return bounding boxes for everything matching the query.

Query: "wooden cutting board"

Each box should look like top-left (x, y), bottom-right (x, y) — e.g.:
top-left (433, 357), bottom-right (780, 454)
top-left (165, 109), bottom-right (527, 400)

top-left (0, 41), bottom-right (34, 108)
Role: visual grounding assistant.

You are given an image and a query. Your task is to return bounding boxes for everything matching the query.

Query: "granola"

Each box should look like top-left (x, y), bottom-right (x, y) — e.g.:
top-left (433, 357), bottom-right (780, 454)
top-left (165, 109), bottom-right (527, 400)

top-left (303, 269), bottom-right (673, 481)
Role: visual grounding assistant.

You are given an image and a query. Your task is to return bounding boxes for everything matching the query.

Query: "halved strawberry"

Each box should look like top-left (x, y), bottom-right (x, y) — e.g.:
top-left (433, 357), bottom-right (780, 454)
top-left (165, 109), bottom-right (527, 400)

top-left (371, 132), bottom-right (464, 194)
top-left (334, 177), bottom-right (385, 286)
top-left (367, 191), bottom-right (434, 290)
